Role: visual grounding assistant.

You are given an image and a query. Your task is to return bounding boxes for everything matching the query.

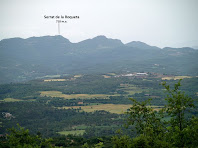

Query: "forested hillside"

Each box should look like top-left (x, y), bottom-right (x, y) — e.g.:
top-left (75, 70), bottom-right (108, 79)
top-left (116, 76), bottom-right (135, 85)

top-left (1, 35), bottom-right (198, 83)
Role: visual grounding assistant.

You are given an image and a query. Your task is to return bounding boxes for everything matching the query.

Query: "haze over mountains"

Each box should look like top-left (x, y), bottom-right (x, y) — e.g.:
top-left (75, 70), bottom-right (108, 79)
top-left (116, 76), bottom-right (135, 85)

top-left (0, 35), bottom-right (198, 84)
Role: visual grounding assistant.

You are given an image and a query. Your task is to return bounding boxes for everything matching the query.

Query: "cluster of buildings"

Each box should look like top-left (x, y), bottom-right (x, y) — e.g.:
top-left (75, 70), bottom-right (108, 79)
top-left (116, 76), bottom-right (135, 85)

top-left (115, 72), bottom-right (148, 78)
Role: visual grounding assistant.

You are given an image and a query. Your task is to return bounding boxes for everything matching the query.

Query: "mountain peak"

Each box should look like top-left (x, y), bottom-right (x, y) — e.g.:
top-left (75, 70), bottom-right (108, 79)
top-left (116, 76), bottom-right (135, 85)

top-left (125, 41), bottom-right (160, 50)
top-left (76, 35), bottom-right (124, 49)
top-left (26, 35), bottom-right (71, 44)
top-left (93, 35), bottom-right (107, 39)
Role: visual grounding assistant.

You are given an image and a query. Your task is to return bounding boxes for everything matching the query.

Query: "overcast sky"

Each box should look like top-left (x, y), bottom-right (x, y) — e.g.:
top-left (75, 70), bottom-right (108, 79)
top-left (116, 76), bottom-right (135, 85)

top-left (0, 0), bottom-right (198, 48)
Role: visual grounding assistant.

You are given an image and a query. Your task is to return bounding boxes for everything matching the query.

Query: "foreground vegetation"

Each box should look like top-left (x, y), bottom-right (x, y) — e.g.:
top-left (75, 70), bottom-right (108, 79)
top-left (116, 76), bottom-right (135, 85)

top-left (0, 73), bottom-right (198, 147)
top-left (113, 80), bottom-right (198, 147)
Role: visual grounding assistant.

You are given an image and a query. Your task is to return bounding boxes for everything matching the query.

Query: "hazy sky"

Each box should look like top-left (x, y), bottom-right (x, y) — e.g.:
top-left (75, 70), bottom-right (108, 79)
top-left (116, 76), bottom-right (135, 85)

top-left (0, 0), bottom-right (198, 48)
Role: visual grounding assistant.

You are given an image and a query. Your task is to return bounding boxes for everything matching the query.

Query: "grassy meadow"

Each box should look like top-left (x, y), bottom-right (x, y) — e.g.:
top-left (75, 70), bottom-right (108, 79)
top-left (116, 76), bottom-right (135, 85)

top-left (162, 76), bottom-right (192, 80)
top-left (58, 104), bottom-right (163, 114)
top-left (119, 84), bottom-right (148, 95)
top-left (40, 91), bottom-right (118, 99)
top-left (1, 98), bottom-right (23, 102)
top-left (57, 130), bottom-right (85, 136)
top-left (59, 104), bottom-right (132, 114)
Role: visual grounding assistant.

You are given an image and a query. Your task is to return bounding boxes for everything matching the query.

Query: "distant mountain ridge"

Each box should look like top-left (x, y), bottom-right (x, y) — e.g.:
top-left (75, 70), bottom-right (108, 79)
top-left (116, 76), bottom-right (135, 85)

top-left (125, 41), bottom-right (161, 50)
top-left (0, 35), bottom-right (198, 83)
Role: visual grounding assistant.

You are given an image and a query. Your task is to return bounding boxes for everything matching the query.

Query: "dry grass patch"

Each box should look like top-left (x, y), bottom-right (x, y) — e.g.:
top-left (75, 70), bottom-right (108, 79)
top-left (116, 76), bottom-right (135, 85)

top-left (103, 75), bottom-right (111, 78)
top-left (162, 76), bottom-right (192, 80)
top-left (44, 79), bottom-right (66, 82)
top-left (2, 98), bottom-right (23, 102)
top-left (59, 104), bottom-right (164, 114)
top-left (40, 91), bottom-right (117, 99)
top-left (74, 75), bottom-right (82, 78)
top-left (60, 104), bottom-right (132, 114)
top-left (107, 73), bottom-right (116, 76)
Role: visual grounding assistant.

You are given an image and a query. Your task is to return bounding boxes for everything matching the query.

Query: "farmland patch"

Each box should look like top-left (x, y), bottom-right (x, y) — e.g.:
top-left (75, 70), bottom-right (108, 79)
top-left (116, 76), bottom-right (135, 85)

top-left (1, 98), bottom-right (23, 102)
top-left (119, 84), bottom-right (148, 95)
top-left (57, 130), bottom-right (85, 136)
top-left (58, 104), bottom-right (163, 114)
top-left (44, 79), bottom-right (66, 82)
top-left (59, 104), bottom-right (132, 114)
top-left (40, 91), bottom-right (117, 99)
top-left (162, 76), bottom-right (192, 80)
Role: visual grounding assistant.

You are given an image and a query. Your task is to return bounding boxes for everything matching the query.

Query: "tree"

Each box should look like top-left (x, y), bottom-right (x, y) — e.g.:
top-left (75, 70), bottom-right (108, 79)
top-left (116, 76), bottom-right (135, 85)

top-left (113, 80), bottom-right (197, 148)
top-left (126, 98), bottom-right (164, 136)
top-left (162, 80), bottom-right (194, 131)
top-left (162, 80), bottom-right (195, 147)
top-left (125, 98), bottom-right (167, 147)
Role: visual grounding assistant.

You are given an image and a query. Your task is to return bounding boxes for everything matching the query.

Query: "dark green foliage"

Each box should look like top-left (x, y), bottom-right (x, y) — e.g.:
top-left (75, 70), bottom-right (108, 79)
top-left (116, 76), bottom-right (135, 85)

top-left (126, 98), bottom-right (164, 136)
top-left (113, 80), bottom-right (198, 148)
top-left (162, 80), bottom-right (196, 147)
top-left (162, 80), bottom-right (194, 130)
top-left (0, 101), bottom-right (121, 137)
top-left (112, 135), bottom-right (132, 148)
top-left (6, 124), bottom-right (52, 148)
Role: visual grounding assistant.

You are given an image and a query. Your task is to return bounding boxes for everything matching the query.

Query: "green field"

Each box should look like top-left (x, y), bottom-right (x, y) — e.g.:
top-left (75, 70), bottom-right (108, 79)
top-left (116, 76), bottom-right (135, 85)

top-left (1, 98), bottom-right (36, 102)
top-left (119, 84), bottom-right (148, 95)
top-left (72, 125), bottom-right (88, 130)
top-left (57, 130), bottom-right (85, 136)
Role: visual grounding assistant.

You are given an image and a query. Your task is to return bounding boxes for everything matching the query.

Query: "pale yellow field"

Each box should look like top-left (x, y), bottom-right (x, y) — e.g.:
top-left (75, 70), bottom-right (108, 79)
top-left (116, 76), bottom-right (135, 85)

top-left (2, 98), bottom-right (23, 102)
top-left (59, 104), bottom-right (163, 114)
top-left (107, 73), bottom-right (116, 76)
top-left (40, 91), bottom-right (117, 99)
top-left (44, 79), bottom-right (66, 82)
top-left (74, 75), bottom-right (82, 78)
top-left (59, 104), bottom-right (132, 114)
top-left (103, 75), bottom-right (111, 78)
top-left (162, 76), bottom-right (192, 80)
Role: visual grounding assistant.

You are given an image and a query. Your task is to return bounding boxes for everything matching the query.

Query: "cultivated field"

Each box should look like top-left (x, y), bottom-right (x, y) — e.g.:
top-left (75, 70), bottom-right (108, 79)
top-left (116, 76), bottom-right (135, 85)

top-left (162, 76), bottom-right (192, 80)
top-left (1, 98), bottom-right (23, 102)
top-left (44, 79), bottom-right (66, 82)
top-left (119, 84), bottom-right (148, 95)
top-left (57, 130), bottom-right (85, 136)
top-left (43, 75), bottom-right (61, 78)
top-left (59, 104), bottom-right (132, 114)
top-left (74, 75), bottom-right (82, 78)
top-left (59, 104), bottom-right (163, 114)
top-left (40, 91), bottom-right (117, 99)
top-left (102, 75), bottom-right (111, 78)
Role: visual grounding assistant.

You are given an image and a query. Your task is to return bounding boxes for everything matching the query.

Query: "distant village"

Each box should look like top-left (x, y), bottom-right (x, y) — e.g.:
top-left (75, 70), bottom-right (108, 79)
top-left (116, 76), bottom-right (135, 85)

top-left (114, 72), bottom-right (165, 78)
top-left (118, 72), bottom-right (148, 77)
